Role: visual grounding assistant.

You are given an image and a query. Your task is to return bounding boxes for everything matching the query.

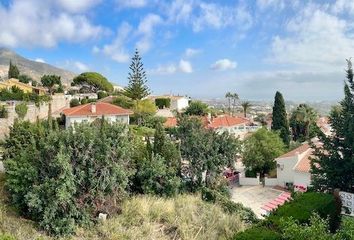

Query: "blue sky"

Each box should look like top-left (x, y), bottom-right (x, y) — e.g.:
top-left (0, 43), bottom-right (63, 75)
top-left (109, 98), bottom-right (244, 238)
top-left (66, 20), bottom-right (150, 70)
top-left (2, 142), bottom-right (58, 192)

top-left (1, 0), bottom-right (353, 101)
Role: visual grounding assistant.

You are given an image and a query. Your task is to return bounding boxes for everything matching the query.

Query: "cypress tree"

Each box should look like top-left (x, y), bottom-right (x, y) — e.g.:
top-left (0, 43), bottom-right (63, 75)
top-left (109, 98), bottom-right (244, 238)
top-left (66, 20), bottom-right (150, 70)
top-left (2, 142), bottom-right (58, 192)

top-left (271, 91), bottom-right (291, 146)
top-left (311, 59), bottom-right (354, 192)
top-left (153, 122), bottom-right (165, 155)
top-left (8, 60), bottom-right (20, 79)
top-left (125, 49), bottom-right (150, 100)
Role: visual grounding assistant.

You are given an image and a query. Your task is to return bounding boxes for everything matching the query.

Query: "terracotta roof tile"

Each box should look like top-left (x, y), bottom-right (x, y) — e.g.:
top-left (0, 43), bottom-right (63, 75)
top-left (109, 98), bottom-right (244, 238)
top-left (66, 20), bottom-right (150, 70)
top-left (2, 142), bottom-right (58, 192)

top-left (208, 115), bottom-right (250, 128)
top-left (164, 117), bottom-right (177, 128)
top-left (294, 149), bottom-right (313, 173)
top-left (62, 102), bottom-right (133, 117)
top-left (277, 143), bottom-right (311, 159)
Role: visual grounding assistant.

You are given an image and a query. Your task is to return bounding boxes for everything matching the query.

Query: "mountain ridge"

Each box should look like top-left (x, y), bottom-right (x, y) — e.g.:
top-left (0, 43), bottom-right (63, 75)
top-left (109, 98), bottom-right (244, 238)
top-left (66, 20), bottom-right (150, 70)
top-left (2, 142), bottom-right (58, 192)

top-left (0, 48), bottom-right (76, 85)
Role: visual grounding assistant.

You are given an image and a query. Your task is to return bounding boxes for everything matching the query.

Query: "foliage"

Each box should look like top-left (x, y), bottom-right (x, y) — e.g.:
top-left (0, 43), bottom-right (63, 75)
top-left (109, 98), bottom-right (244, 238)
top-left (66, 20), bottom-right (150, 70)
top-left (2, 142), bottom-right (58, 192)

top-left (133, 99), bottom-right (157, 125)
top-left (14, 103), bottom-right (28, 119)
top-left (176, 116), bottom-right (241, 190)
top-left (3, 121), bottom-right (133, 235)
top-left (184, 100), bottom-right (209, 116)
top-left (18, 74), bottom-right (33, 84)
top-left (69, 98), bottom-right (80, 107)
top-left (155, 98), bottom-right (171, 109)
top-left (129, 125), bottom-right (155, 137)
top-left (8, 61), bottom-right (19, 79)
top-left (0, 105), bottom-right (8, 118)
top-left (290, 104), bottom-right (319, 142)
top-left (72, 72), bottom-right (113, 92)
top-left (241, 101), bottom-right (252, 117)
top-left (0, 87), bottom-right (49, 104)
top-left (125, 49), bottom-right (150, 100)
top-left (40, 75), bottom-right (62, 95)
top-left (242, 128), bottom-right (285, 177)
top-left (267, 192), bottom-right (340, 232)
top-left (97, 91), bottom-right (108, 99)
top-left (112, 95), bottom-right (134, 109)
top-left (225, 92), bottom-right (239, 114)
top-left (233, 227), bottom-right (282, 240)
top-left (311, 60), bottom-right (354, 193)
top-left (271, 91), bottom-right (291, 146)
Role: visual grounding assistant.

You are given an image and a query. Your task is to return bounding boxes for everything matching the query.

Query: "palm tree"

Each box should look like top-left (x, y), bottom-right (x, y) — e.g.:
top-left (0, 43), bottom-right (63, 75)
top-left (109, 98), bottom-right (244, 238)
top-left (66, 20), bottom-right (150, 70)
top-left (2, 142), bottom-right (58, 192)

top-left (290, 104), bottom-right (317, 141)
top-left (241, 101), bottom-right (251, 118)
top-left (231, 93), bottom-right (239, 115)
top-left (225, 92), bottom-right (232, 114)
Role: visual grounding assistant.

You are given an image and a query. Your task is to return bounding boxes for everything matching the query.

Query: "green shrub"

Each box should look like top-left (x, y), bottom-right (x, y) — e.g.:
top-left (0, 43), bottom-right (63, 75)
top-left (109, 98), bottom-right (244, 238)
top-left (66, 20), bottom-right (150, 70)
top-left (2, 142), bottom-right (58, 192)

top-left (97, 91), bottom-right (108, 99)
top-left (112, 95), bottom-right (134, 109)
top-left (0, 105), bottom-right (8, 118)
top-left (80, 98), bottom-right (88, 104)
top-left (267, 192), bottom-right (340, 232)
top-left (233, 227), bottom-right (282, 240)
top-left (0, 234), bottom-right (16, 240)
top-left (155, 98), bottom-right (171, 109)
top-left (69, 98), bottom-right (80, 107)
top-left (15, 103), bottom-right (28, 119)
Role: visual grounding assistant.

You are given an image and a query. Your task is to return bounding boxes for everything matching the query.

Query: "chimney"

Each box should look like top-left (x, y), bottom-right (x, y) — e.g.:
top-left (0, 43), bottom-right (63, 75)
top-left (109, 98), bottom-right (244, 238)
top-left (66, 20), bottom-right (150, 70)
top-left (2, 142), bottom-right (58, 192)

top-left (91, 103), bottom-right (96, 113)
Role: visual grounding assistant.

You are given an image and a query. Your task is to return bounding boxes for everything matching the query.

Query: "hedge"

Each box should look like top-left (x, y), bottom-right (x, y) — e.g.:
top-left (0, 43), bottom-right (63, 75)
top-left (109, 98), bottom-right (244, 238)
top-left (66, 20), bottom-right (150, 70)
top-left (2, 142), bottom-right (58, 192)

top-left (155, 98), bottom-right (171, 109)
top-left (267, 192), bottom-right (340, 232)
top-left (233, 226), bottom-right (282, 240)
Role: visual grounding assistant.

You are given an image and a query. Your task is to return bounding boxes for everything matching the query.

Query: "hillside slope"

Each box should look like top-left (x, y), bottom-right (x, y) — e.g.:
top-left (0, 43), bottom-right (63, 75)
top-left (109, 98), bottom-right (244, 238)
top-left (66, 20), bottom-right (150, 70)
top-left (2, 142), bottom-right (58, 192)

top-left (0, 48), bottom-right (76, 85)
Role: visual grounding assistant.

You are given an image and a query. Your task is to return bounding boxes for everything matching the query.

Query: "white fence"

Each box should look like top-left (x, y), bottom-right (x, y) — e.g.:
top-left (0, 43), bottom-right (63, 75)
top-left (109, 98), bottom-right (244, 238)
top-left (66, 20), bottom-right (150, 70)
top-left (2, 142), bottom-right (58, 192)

top-left (239, 176), bottom-right (260, 185)
top-left (264, 177), bottom-right (278, 186)
top-left (339, 191), bottom-right (354, 216)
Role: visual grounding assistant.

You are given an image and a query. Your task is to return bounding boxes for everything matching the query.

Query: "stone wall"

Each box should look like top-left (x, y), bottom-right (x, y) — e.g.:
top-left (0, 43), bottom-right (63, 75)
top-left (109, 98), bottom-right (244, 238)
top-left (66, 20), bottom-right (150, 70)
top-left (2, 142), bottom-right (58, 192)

top-left (0, 94), bottom-right (69, 140)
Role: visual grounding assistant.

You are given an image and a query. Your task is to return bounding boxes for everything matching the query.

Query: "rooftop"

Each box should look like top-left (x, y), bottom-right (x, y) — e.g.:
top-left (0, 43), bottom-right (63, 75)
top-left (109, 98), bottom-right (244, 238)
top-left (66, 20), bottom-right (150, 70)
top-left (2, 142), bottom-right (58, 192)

top-left (208, 115), bottom-right (250, 128)
top-left (62, 102), bottom-right (133, 117)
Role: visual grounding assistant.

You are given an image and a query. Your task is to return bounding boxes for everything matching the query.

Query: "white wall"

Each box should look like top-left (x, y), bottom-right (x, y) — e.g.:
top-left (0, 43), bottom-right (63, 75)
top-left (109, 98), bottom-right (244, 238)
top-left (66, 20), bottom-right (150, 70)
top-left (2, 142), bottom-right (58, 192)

top-left (66, 114), bottom-right (130, 128)
top-left (265, 177), bottom-right (278, 186)
top-left (293, 171), bottom-right (311, 186)
top-left (239, 176), bottom-right (260, 185)
top-left (276, 156), bottom-right (298, 187)
top-left (176, 98), bottom-right (189, 111)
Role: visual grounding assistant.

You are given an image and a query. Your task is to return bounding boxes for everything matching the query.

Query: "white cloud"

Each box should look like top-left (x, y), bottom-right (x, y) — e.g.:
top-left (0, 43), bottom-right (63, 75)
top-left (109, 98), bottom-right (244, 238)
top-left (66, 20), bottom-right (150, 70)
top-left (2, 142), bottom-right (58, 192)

top-left (167, 0), bottom-right (194, 23)
top-left (184, 48), bottom-right (201, 58)
top-left (94, 22), bottom-right (132, 63)
top-left (56, 0), bottom-right (102, 13)
top-left (0, 0), bottom-right (104, 48)
top-left (74, 61), bottom-right (90, 72)
top-left (268, 4), bottom-right (354, 70)
top-left (179, 59), bottom-right (193, 73)
top-left (211, 59), bottom-right (237, 71)
top-left (136, 13), bottom-right (163, 53)
top-left (150, 59), bottom-right (193, 75)
top-left (116, 0), bottom-right (148, 9)
top-left (34, 58), bottom-right (45, 63)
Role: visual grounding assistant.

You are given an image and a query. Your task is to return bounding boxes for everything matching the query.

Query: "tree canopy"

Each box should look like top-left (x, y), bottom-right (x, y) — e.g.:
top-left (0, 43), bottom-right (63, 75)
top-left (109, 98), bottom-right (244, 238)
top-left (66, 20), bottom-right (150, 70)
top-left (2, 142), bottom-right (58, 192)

top-left (72, 72), bottom-right (113, 92)
top-left (125, 49), bottom-right (150, 100)
top-left (242, 128), bottom-right (285, 177)
top-left (271, 91), bottom-right (291, 146)
top-left (41, 75), bottom-right (62, 95)
top-left (184, 100), bottom-right (209, 116)
top-left (290, 104), bottom-right (319, 142)
top-left (311, 60), bottom-right (354, 192)
top-left (8, 61), bottom-right (19, 79)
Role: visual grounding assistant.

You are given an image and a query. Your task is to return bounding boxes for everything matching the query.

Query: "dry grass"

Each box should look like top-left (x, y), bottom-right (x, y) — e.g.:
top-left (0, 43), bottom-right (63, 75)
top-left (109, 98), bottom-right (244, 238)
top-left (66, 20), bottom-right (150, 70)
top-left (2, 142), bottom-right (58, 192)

top-left (0, 173), bottom-right (246, 240)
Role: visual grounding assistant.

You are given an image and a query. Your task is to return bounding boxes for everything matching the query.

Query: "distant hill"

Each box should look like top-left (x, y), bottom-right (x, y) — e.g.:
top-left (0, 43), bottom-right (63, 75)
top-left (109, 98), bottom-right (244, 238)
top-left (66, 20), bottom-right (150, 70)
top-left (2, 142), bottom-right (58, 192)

top-left (0, 47), bottom-right (76, 86)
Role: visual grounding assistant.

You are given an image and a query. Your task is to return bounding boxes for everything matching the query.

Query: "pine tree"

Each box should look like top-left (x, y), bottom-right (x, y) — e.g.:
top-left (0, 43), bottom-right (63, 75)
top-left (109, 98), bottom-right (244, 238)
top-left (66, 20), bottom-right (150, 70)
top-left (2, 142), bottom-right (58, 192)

top-left (271, 91), bottom-right (291, 146)
top-left (8, 60), bottom-right (20, 79)
top-left (311, 59), bottom-right (354, 192)
top-left (125, 49), bottom-right (150, 100)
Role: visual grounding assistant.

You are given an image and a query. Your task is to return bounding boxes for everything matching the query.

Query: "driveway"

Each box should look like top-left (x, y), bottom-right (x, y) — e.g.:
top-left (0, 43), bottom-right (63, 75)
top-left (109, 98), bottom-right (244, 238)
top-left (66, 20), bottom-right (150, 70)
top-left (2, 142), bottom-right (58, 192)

top-left (230, 185), bottom-right (283, 218)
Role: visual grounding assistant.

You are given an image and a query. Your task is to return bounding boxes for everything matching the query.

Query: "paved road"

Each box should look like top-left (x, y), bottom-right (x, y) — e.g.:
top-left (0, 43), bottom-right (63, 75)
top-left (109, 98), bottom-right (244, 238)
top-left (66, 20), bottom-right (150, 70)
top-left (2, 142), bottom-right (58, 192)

top-left (231, 185), bottom-right (283, 218)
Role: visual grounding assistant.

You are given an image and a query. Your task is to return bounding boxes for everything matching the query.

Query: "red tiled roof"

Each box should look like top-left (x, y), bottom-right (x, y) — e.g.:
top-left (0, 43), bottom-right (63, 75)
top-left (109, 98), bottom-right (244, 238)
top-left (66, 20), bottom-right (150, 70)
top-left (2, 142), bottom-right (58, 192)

top-left (276, 143), bottom-right (311, 159)
top-left (294, 149), bottom-right (313, 173)
top-left (208, 115), bottom-right (250, 128)
top-left (164, 117), bottom-right (177, 128)
top-left (62, 102), bottom-right (133, 117)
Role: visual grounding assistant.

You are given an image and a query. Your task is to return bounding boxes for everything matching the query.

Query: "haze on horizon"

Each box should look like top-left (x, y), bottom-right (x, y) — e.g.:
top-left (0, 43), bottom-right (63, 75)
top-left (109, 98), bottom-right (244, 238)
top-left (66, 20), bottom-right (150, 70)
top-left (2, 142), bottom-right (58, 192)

top-left (0, 0), bottom-right (352, 101)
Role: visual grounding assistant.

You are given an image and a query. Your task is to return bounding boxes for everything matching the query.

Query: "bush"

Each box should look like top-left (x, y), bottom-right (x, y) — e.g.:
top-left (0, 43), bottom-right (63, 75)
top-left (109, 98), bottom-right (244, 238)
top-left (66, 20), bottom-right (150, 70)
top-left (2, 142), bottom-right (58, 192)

top-left (0, 234), bottom-right (16, 240)
top-left (15, 103), bottom-right (28, 119)
top-left (72, 72), bottom-right (113, 92)
top-left (97, 91), bottom-right (108, 99)
top-left (69, 98), bottom-right (80, 107)
top-left (80, 98), bottom-right (88, 104)
top-left (155, 98), bottom-right (171, 109)
top-left (233, 227), bottom-right (282, 240)
top-left (267, 192), bottom-right (340, 232)
top-left (4, 121), bottom-right (133, 235)
top-left (0, 105), bottom-right (8, 118)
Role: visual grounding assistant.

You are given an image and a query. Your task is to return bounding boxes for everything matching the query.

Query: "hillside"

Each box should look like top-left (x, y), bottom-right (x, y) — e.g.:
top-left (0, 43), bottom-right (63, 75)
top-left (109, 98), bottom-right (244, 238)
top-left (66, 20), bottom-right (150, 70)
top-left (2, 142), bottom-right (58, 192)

top-left (0, 48), bottom-right (76, 86)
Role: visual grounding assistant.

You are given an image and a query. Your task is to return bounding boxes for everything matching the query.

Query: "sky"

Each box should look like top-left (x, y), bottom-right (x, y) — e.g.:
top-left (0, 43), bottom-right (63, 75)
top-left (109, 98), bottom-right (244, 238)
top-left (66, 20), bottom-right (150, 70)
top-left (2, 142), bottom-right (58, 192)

top-left (0, 0), bottom-right (353, 101)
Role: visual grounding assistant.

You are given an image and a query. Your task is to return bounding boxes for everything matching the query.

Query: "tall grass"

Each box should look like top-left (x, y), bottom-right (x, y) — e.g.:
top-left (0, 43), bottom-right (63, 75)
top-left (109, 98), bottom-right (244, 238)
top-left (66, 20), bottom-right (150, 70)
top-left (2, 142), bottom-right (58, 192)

top-left (0, 173), bottom-right (246, 239)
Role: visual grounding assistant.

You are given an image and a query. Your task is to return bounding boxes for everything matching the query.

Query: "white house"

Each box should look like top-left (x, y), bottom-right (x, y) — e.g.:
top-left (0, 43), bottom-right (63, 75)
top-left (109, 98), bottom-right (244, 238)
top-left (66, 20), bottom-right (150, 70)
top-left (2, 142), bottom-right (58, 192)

top-left (208, 115), bottom-right (261, 140)
top-left (275, 143), bottom-right (313, 188)
top-left (148, 95), bottom-right (190, 112)
top-left (62, 102), bottom-right (133, 129)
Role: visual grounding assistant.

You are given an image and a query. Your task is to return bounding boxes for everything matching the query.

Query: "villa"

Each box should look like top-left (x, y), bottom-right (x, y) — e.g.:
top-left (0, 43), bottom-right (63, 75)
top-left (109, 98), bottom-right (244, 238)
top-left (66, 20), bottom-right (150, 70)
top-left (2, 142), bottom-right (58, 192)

top-left (0, 78), bottom-right (46, 95)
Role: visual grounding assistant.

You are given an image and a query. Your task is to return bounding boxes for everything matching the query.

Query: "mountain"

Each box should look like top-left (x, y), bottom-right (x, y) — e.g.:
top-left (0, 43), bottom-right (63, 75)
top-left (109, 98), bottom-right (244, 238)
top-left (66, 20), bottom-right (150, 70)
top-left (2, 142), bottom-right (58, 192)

top-left (0, 48), bottom-right (76, 86)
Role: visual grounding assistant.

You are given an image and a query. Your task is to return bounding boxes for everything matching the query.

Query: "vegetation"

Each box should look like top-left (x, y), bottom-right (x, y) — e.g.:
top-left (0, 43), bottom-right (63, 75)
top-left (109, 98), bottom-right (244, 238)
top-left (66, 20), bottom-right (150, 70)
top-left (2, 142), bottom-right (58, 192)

top-left (14, 103), bottom-right (28, 119)
top-left (0, 87), bottom-right (50, 103)
top-left (72, 72), bottom-right (113, 92)
top-left (69, 98), bottom-right (80, 107)
top-left (18, 74), bottom-right (33, 84)
top-left (155, 98), bottom-right (171, 109)
top-left (184, 100), bottom-right (209, 116)
top-left (125, 49), bottom-right (150, 100)
top-left (289, 104), bottom-right (319, 142)
top-left (241, 101), bottom-right (251, 118)
top-left (8, 61), bottom-right (19, 79)
top-left (242, 128), bottom-right (285, 178)
top-left (97, 91), bottom-right (108, 99)
top-left (225, 92), bottom-right (239, 114)
top-left (40, 75), bottom-right (62, 95)
top-left (234, 226), bottom-right (282, 240)
top-left (311, 59), bottom-right (354, 193)
top-left (271, 91), bottom-right (291, 146)
top-left (133, 99), bottom-right (157, 125)
top-left (0, 105), bottom-right (8, 118)
top-left (112, 95), bottom-right (134, 109)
